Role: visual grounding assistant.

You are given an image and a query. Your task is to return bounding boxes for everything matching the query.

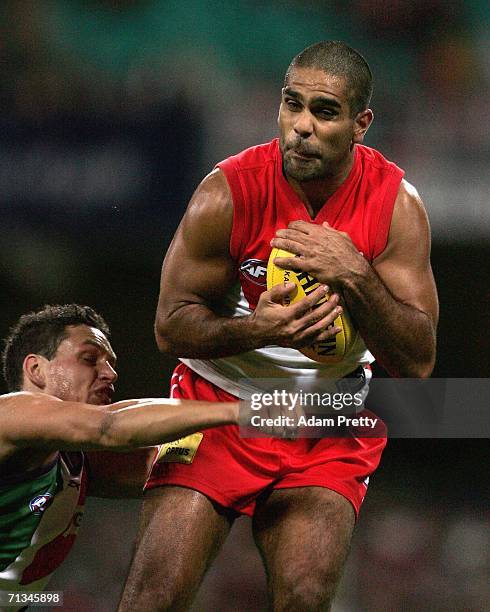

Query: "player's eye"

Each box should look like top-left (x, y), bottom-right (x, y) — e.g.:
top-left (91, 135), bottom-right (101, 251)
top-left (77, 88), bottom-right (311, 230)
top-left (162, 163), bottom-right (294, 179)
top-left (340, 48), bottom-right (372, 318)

top-left (81, 354), bottom-right (97, 365)
top-left (316, 109), bottom-right (335, 119)
top-left (285, 99), bottom-right (301, 111)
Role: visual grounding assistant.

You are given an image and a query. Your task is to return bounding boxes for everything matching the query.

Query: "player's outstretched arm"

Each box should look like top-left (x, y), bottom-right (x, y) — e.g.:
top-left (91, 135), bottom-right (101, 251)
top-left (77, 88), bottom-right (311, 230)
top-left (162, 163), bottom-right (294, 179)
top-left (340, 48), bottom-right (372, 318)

top-left (154, 169), bottom-right (341, 358)
top-left (0, 392), bottom-right (239, 453)
top-left (271, 180), bottom-right (438, 378)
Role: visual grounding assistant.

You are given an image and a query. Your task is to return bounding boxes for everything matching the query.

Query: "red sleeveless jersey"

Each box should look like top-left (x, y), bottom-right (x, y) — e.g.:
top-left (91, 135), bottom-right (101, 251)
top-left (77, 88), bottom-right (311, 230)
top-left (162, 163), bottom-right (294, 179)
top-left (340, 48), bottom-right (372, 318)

top-left (218, 139), bottom-right (404, 310)
top-left (148, 141), bottom-right (399, 514)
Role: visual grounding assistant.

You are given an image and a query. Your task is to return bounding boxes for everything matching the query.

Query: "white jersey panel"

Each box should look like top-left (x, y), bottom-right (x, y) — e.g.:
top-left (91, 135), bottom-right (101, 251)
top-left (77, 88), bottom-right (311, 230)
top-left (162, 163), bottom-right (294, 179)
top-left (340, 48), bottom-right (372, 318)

top-left (182, 285), bottom-right (374, 397)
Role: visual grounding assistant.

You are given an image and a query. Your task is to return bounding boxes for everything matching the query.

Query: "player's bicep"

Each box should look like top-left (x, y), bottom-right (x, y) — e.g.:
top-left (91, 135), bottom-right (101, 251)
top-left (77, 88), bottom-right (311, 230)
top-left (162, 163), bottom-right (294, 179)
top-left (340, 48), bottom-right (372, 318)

top-left (373, 180), bottom-right (439, 327)
top-left (157, 169), bottom-right (236, 320)
top-left (0, 393), bottom-right (107, 451)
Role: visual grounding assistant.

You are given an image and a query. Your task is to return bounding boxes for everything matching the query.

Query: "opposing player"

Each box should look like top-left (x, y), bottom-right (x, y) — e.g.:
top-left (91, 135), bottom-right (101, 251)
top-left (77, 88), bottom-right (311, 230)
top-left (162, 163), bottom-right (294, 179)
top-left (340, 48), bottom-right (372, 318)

top-left (120, 41), bottom-right (438, 611)
top-left (0, 304), bottom-right (240, 608)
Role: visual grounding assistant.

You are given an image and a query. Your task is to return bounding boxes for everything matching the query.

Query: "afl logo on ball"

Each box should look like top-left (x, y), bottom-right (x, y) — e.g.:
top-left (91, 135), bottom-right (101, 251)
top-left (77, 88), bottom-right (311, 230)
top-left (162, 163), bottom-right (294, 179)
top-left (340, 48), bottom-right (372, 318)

top-left (29, 493), bottom-right (54, 515)
top-left (239, 259), bottom-right (268, 286)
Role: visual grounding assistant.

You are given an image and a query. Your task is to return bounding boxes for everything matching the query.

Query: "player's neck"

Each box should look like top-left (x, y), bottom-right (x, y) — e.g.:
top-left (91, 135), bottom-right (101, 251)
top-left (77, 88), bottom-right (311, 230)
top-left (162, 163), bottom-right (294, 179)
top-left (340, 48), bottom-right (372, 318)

top-left (288, 152), bottom-right (354, 218)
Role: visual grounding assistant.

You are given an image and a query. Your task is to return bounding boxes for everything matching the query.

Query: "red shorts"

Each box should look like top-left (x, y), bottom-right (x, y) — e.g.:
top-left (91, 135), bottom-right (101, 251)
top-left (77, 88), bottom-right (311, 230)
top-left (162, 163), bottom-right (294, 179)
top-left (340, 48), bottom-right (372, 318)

top-left (146, 363), bottom-right (386, 517)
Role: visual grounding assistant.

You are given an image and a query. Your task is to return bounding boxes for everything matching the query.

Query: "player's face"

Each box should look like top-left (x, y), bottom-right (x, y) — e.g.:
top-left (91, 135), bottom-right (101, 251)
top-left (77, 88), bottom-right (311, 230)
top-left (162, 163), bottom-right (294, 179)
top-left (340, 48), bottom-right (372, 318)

top-left (278, 67), bottom-right (370, 182)
top-left (43, 325), bottom-right (117, 405)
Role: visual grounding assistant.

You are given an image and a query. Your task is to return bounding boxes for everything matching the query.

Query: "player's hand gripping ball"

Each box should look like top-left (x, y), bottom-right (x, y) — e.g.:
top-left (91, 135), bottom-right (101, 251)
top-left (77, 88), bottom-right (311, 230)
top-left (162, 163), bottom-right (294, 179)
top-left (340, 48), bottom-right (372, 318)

top-left (267, 248), bottom-right (357, 363)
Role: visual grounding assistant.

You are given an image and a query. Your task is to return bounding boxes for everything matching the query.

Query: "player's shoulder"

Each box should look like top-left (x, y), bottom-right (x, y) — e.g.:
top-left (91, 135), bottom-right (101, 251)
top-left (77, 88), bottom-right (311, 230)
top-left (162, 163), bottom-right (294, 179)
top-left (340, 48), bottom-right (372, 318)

top-left (395, 179), bottom-right (427, 219)
top-left (375, 177), bottom-right (431, 265)
top-left (0, 391), bottom-right (36, 407)
top-left (185, 168), bottom-right (233, 227)
top-left (357, 144), bottom-right (404, 176)
top-left (217, 139), bottom-right (279, 172)
top-left (382, 179), bottom-right (430, 258)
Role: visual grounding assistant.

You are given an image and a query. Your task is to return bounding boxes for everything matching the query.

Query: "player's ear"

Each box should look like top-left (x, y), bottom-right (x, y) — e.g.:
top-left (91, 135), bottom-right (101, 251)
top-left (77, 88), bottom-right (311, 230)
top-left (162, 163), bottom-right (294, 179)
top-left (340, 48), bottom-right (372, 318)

top-left (23, 354), bottom-right (48, 390)
top-left (352, 109), bottom-right (374, 145)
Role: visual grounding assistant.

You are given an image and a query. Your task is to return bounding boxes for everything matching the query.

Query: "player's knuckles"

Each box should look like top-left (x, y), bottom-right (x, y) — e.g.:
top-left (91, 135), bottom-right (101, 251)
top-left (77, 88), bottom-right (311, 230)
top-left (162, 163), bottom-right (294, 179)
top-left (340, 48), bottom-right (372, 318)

top-left (267, 284), bottom-right (285, 298)
top-left (320, 309), bottom-right (341, 327)
top-left (300, 308), bottom-right (339, 339)
top-left (278, 257), bottom-right (300, 270)
top-left (294, 296), bottom-right (328, 320)
top-left (272, 317), bottom-right (301, 339)
top-left (304, 305), bottom-right (331, 326)
top-left (294, 305), bottom-right (317, 323)
top-left (275, 228), bottom-right (288, 237)
top-left (289, 320), bottom-right (307, 337)
top-left (267, 283), bottom-right (294, 302)
top-left (289, 322), bottom-right (314, 343)
top-left (256, 290), bottom-right (273, 306)
top-left (276, 303), bottom-right (301, 324)
top-left (306, 287), bottom-right (328, 306)
top-left (303, 311), bottom-right (322, 327)
top-left (288, 220), bottom-right (309, 231)
top-left (275, 228), bottom-right (300, 241)
top-left (275, 239), bottom-right (295, 253)
top-left (311, 316), bottom-right (333, 334)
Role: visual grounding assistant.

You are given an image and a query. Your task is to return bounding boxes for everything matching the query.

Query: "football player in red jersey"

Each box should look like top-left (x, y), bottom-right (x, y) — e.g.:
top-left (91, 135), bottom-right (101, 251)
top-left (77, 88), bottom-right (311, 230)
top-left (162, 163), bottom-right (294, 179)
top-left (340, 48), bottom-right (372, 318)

top-left (120, 41), bottom-right (438, 611)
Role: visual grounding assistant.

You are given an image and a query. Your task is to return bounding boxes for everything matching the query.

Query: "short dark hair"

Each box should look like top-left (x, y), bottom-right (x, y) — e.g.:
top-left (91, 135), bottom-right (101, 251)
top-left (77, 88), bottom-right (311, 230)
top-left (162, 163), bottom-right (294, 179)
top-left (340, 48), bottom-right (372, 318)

top-left (2, 304), bottom-right (110, 392)
top-left (285, 41), bottom-right (373, 117)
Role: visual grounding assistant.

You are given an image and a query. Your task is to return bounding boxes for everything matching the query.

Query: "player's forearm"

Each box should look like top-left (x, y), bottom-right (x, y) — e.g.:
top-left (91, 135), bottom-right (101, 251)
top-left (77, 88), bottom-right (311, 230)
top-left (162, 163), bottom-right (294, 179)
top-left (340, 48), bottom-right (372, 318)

top-left (100, 399), bottom-right (239, 449)
top-left (342, 266), bottom-right (436, 378)
top-left (155, 304), bottom-right (262, 358)
top-left (1, 395), bottom-right (238, 453)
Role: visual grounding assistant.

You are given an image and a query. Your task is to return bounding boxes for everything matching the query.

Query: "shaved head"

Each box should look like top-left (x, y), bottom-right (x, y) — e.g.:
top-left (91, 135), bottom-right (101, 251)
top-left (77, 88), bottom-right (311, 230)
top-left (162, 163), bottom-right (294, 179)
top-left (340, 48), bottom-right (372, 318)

top-left (285, 41), bottom-right (373, 117)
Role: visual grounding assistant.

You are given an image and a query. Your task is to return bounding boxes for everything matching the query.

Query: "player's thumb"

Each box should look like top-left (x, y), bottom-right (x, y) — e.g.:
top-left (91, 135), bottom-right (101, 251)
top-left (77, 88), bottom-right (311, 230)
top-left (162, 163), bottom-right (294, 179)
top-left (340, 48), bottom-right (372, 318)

top-left (268, 282), bottom-right (296, 304)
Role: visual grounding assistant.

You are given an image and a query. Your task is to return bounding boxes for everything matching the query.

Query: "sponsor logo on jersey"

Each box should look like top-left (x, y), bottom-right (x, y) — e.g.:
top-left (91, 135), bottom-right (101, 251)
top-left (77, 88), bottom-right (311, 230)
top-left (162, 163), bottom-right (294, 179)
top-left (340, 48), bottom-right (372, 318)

top-left (29, 492), bottom-right (54, 515)
top-left (239, 259), bottom-right (268, 286)
top-left (165, 446), bottom-right (190, 457)
top-left (156, 432), bottom-right (204, 464)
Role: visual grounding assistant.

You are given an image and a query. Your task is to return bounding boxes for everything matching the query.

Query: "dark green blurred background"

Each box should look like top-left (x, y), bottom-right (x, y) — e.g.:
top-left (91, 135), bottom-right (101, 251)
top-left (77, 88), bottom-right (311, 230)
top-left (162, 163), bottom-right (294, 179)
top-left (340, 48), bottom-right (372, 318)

top-left (1, 1), bottom-right (488, 610)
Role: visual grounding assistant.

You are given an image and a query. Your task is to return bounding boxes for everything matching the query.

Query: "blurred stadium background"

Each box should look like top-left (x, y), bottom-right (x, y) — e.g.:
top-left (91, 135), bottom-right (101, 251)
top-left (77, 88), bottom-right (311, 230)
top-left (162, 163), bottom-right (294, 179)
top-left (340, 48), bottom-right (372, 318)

top-left (0, 1), bottom-right (488, 610)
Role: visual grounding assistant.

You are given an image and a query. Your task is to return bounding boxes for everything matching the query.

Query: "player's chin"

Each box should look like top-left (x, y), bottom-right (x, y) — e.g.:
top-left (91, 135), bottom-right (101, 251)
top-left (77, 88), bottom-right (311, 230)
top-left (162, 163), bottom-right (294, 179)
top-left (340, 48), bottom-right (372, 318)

top-left (284, 156), bottom-right (322, 182)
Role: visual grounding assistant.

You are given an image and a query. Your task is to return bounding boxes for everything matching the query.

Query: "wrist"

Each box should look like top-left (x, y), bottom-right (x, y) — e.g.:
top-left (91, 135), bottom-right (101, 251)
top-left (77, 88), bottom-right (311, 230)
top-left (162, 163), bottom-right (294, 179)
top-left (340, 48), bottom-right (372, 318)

top-left (339, 253), bottom-right (371, 290)
top-left (242, 312), bottom-right (268, 350)
top-left (223, 402), bottom-right (240, 424)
